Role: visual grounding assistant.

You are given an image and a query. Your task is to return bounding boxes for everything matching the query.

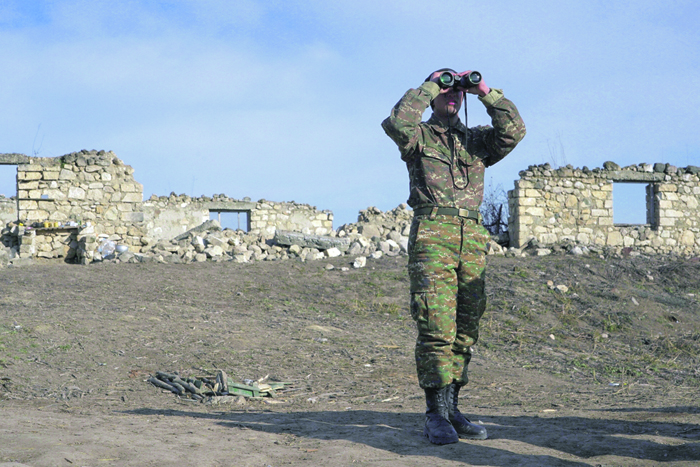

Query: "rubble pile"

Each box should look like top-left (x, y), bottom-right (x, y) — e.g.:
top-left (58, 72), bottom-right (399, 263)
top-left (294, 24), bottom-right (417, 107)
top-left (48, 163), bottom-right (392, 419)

top-left (72, 205), bottom-right (420, 267)
top-left (5, 200), bottom-right (677, 268)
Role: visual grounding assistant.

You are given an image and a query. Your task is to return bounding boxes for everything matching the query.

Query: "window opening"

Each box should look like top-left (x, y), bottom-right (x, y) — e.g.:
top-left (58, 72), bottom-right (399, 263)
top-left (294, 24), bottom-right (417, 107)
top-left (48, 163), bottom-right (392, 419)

top-left (612, 182), bottom-right (651, 225)
top-left (209, 210), bottom-right (250, 232)
top-left (0, 165), bottom-right (16, 198)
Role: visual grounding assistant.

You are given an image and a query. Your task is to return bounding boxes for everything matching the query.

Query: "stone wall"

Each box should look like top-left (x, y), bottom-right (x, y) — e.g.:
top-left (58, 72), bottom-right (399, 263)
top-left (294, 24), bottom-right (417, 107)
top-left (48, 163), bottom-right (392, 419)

top-left (0, 196), bottom-right (16, 226)
top-left (1, 150), bottom-right (334, 262)
top-left (142, 194), bottom-right (333, 241)
top-left (12, 150), bottom-right (148, 260)
top-left (251, 200), bottom-right (333, 237)
top-left (508, 162), bottom-right (700, 255)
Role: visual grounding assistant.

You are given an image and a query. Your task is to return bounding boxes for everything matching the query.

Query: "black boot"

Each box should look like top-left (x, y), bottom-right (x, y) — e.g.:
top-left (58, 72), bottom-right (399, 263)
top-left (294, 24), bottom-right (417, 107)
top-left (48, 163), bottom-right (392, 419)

top-left (423, 387), bottom-right (459, 445)
top-left (447, 383), bottom-right (488, 440)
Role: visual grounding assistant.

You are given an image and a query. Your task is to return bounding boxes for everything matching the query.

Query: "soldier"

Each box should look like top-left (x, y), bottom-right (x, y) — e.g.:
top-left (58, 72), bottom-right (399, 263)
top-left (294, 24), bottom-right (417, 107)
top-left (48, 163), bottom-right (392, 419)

top-left (381, 68), bottom-right (526, 444)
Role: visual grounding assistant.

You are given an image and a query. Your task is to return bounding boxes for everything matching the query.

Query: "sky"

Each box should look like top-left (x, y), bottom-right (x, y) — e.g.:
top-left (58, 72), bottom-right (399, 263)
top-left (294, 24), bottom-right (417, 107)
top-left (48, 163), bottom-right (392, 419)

top-left (1, 0), bottom-right (698, 227)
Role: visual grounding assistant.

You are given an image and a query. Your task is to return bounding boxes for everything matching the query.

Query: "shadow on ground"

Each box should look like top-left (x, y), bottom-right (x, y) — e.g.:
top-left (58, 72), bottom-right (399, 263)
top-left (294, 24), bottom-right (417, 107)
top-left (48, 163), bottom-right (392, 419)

top-left (123, 407), bottom-right (700, 465)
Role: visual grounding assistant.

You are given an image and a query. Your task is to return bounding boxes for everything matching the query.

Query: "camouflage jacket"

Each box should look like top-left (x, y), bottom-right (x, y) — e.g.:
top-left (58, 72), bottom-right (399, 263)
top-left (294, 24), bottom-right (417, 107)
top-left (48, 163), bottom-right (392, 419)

top-left (381, 81), bottom-right (526, 212)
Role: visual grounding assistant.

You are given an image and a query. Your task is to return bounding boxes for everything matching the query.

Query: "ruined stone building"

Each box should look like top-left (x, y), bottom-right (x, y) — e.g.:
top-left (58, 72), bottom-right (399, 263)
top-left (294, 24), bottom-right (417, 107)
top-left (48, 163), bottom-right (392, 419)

top-left (2, 151), bottom-right (699, 262)
top-left (0, 150), bottom-right (332, 261)
top-left (508, 162), bottom-right (700, 255)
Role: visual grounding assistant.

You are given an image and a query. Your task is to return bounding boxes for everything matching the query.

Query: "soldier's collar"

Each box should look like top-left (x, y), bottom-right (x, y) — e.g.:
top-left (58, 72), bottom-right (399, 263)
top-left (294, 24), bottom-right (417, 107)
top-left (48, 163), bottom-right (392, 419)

top-left (426, 114), bottom-right (467, 134)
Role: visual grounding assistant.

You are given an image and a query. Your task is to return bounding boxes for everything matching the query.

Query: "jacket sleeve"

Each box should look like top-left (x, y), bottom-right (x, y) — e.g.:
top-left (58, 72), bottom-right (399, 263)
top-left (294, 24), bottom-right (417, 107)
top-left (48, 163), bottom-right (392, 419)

top-left (381, 82), bottom-right (440, 161)
top-left (470, 88), bottom-right (526, 167)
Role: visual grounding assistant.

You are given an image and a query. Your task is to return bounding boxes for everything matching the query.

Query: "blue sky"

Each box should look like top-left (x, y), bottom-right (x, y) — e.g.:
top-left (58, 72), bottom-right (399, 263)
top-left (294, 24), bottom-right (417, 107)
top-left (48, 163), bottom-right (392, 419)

top-left (1, 0), bottom-right (698, 226)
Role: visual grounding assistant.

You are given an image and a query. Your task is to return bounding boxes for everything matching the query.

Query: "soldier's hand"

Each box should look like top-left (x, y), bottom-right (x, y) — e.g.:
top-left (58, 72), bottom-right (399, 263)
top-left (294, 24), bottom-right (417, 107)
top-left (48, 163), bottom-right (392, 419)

top-left (458, 70), bottom-right (490, 97)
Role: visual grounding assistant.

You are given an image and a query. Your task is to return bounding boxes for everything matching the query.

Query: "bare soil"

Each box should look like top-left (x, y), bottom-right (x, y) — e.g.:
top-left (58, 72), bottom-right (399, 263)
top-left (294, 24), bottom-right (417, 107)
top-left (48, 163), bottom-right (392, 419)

top-left (1, 253), bottom-right (699, 466)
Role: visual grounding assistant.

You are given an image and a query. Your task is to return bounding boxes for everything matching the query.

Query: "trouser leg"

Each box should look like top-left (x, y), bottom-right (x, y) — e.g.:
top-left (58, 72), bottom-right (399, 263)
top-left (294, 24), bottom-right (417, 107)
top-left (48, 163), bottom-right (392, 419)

top-left (453, 221), bottom-right (488, 385)
top-left (408, 218), bottom-right (460, 389)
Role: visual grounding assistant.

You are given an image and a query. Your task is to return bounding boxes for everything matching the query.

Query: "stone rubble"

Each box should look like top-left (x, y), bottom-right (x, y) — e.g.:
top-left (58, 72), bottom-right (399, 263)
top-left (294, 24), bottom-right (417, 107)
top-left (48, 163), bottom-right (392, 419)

top-left (4, 181), bottom-right (700, 268)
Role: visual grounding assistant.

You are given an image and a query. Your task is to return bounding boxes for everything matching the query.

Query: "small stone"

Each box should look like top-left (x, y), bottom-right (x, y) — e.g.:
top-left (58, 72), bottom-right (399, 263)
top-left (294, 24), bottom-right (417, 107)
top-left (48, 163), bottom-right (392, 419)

top-left (549, 334), bottom-right (556, 340)
top-left (325, 247), bottom-right (342, 258)
top-left (353, 256), bottom-right (367, 269)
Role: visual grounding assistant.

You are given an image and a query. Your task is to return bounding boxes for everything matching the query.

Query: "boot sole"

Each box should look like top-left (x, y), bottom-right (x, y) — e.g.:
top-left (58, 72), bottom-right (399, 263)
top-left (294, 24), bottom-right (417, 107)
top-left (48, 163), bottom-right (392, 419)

top-left (423, 427), bottom-right (459, 445)
top-left (457, 432), bottom-right (488, 440)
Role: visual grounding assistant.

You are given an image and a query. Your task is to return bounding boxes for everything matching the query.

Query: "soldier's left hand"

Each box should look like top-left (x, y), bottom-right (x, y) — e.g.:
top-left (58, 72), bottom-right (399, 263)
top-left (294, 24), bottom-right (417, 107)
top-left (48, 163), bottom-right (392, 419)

top-left (458, 71), bottom-right (491, 97)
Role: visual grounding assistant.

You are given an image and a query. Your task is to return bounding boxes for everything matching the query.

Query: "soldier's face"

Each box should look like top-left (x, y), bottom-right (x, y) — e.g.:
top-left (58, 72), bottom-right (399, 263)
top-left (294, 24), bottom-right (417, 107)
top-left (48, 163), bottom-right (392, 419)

top-left (433, 89), bottom-right (463, 119)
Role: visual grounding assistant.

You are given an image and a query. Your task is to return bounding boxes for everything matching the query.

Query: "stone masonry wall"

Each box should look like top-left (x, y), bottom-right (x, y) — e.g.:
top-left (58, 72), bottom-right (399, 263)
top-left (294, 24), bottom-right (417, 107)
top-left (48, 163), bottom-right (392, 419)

top-left (508, 162), bottom-right (700, 255)
top-left (14, 150), bottom-right (147, 260)
top-left (142, 194), bottom-right (333, 241)
top-left (0, 196), bottom-right (15, 226)
top-left (2, 149), bottom-right (335, 264)
top-left (250, 200), bottom-right (333, 237)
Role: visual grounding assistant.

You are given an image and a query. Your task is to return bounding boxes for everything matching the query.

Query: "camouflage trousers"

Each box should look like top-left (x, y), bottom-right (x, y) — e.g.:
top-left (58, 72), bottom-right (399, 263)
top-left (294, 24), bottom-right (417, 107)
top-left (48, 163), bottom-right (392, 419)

top-left (407, 214), bottom-right (489, 389)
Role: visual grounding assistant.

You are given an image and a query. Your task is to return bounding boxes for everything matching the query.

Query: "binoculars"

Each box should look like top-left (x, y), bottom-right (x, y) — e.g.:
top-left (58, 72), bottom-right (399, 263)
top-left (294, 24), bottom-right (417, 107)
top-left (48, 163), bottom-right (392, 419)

top-left (437, 71), bottom-right (482, 89)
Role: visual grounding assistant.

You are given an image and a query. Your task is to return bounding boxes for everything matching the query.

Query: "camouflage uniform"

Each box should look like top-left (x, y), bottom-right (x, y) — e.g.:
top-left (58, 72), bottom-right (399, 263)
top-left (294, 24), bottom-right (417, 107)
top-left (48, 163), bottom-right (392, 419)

top-left (382, 80), bottom-right (525, 389)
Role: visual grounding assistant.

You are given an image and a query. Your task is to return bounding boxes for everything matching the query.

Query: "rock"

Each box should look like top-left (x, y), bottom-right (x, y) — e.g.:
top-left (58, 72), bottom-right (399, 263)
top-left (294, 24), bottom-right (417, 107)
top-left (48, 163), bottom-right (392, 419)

top-left (486, 242), bottom-right (503, 255)
top-left (388, 230), bottom-right (401, 242)
top-left (378, 240), bottom-right (393, 254)
top-left (205, 245), bottom-right (224, 257)
top-left (369, 250), bottom-right (383, 260)
top-left (570, 246), bottom-right (584, 255)
top-left (206, 236), bottom-right (227, 248)
top-left (174, 219), bottom-right (222, 241)
top-left (274, 230), bottom-right (351, 252)
top-left (325, 247), bottom-right (342, 258)
top-left (358, 224), bottom-right (381, 239)
top-left (353, 256), bottom-right (367, 268)
top-left (653, 162), bottom-right (666, 173)
top-left (347, 241), bottom-right (363, 256)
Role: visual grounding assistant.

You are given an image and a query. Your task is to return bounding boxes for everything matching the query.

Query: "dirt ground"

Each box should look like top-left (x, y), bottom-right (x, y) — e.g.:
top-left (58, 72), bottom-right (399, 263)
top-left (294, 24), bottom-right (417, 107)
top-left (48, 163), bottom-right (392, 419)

top-left (1, 253), bottom-right (699, 466)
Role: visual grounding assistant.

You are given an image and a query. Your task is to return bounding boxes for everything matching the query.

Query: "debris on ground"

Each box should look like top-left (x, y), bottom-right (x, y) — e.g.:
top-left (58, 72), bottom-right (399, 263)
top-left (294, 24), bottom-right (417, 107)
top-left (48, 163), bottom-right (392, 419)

top-left (147, 370), bottom-right (291, 403)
